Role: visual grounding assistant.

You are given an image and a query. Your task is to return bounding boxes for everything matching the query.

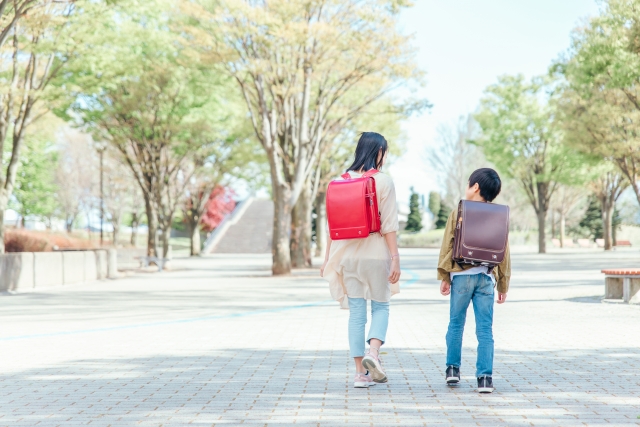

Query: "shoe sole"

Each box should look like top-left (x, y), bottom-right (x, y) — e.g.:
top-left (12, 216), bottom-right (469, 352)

top-left (362, 358), bottom-right (388, 383)
top-left (354, 382), bottom-right (375, 388)
top-left (446, 377), bottom-right (460, 385)
top-left (478, 387), bottom-right (494, 393)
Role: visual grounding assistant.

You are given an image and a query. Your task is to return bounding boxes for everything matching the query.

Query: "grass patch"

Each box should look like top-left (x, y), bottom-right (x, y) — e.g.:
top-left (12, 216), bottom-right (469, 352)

top-left (398, 229), bottom-right (445, 248)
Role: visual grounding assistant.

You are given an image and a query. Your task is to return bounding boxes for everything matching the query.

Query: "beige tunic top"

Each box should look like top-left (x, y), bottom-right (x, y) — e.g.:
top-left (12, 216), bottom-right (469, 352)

top-left (322, 171), bottom-right (400, 309)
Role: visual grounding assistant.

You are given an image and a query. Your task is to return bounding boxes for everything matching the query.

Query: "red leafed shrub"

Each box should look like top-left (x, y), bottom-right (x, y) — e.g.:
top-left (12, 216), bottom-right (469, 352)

top-left (201, 186), bottom-right (236, 232)
top-left (5, 229), bottom-right (98, 252)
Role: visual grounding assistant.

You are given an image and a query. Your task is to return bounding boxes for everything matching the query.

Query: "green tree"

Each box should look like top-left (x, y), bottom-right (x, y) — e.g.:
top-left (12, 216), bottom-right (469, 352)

top-left (435, 203), bottom-right (450, 229)
top-left (58, 0), bottom-right (243, 257)
top-left (612, 207), bottom-right (622, 245)
top-left (428, 192), bottom-right (441, 218)
top-left (558, 0), bottom-right (640, 206)
top-left (0, 0), bottom-right (75, 252)
top-left (405, 187), bottom-right (423, 232)
top-left (590, 167), bottom-right (628, 249)
top-left (11, 131), bottom-right (58, 226)
top-left (195, 0), bottom-right (424, 274)
top-left (578, 196), bottom-right (603, 241)
top-left (474, 75), bottom-right (583, 253)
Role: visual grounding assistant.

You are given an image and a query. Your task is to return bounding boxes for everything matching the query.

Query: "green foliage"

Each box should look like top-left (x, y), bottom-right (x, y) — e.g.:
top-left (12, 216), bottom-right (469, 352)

top-left (557, 0), bottom-right (640, 205)
top-left (435, 203), bottom-right (450, 229)
top-left (474, 75), bottom-right (584, 190)
top-left (577, 196), bottom-right (603, 241)
top-left (405, 187), bottom-right (423, 232)
top-left (11, 132), bottom-right (58, 222)
top-left (428, 191), bottom-right (441, 217)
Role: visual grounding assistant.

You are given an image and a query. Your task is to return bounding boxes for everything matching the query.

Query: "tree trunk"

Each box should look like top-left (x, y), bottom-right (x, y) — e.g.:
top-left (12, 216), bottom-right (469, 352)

top-left (161, 224), bottom-right (172, 259)
top-left (314, 192), bottom-right (327, 257)
top-left (536, 182), bottom-right (549, 254)
top-left (190, 221), bottom-right (201, 256)
top-left (0, 197), bottom-right (6, 254)
top-left (272, 182), bottom-right (292, 275)
top-left (550, 209), bottom-right (556, 239)
top-left (144, 197), bottom-right (157, 257)
top-left (537, 209), bottom-right (547, 254)
top-left (130, 213), bottom-right (139, 246)
top-left (602, 201), bottom-right (614, 251)
top-left (290, 181), bottom-right (312, 268)
top-left (559, 211), bottom-right (566, 249)
top-left (112, 223), bottom-right (120, 248)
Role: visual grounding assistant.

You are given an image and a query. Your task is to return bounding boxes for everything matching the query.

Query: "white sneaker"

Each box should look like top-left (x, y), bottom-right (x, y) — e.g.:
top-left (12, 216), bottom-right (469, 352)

top-left (354, 372), bottom-right (375, 388)
top-left (362, 350), bottom-right (387, 383)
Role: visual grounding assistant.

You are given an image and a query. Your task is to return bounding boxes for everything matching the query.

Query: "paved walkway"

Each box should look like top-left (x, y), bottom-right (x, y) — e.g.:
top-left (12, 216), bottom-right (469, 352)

top-left (1, 249), bottom-right (639, 426)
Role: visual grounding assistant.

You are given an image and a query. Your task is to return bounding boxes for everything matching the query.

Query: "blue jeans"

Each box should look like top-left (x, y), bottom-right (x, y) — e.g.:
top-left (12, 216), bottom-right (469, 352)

top-left (348, 297), bottom-right (389, 358)
top-left (446, 273), bottom-right (494, 377)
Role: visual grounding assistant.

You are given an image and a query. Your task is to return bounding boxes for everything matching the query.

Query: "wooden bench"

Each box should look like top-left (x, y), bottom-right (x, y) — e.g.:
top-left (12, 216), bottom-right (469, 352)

top-left (615, 240), bottom-right (632, 247)
top-left (601, 269), bottom-right (640, 303)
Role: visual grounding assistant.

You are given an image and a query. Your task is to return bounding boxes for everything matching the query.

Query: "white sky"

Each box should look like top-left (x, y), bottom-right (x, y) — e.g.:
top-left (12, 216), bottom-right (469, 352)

top-left (389, 0), bottom-right (602, 207)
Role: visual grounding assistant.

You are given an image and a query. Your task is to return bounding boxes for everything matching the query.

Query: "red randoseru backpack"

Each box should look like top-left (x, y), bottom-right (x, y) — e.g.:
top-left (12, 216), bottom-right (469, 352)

top-left (326, 169), bottom-right (381, 240)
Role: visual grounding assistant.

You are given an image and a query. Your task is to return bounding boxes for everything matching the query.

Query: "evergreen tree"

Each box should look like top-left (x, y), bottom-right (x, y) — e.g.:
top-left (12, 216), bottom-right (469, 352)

top-left (579, 196), bottom-right (603, 241)
top-left (612, 206), bottom-right (622, 245)
top-left (428, 191), bottom-right (441, 217)
top-left (405, 187), bottom-right (423, 232)
top-left (435, 203), bottom-right (450, 229)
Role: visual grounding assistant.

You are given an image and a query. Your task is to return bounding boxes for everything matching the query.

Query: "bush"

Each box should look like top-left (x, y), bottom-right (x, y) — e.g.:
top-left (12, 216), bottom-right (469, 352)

top-left (398, 229), bottom-right (445, 248)
top-left (4, 229), bottom-right (98, 252)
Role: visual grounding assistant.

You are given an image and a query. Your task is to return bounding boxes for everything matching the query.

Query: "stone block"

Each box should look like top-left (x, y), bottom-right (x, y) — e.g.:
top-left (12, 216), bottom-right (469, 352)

top-left (605, 277), bottom-right (623, 299)
top-left (107, 248), bottom-right (118, 279)
top-left (84, 251), bottom-right (97, 282)
top-left (34, 252), bottom-right (63, 288)
top-left (95, 250), bottom-right (107, 280)
top-left (62, 251), bottom-right (85, 285)
top-left (0, 252), bottom-right (34, 292)
top-left (625, 278), bottom-right (640, 304)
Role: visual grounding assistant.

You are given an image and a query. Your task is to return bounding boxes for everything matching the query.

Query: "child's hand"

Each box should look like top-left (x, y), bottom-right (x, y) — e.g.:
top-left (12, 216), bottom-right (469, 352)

top-left (497, 292), bottom-right (507, 304)
top-left (388, 258), bottom-right (401, 284)
top-left (440, 280), bottom-right (451, 296)
top-left (320, 260), bottom-right (328, 277)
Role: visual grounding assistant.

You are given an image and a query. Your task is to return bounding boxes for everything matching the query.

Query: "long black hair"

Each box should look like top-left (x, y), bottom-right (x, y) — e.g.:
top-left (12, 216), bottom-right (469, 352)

top-left (346, 132), bottom-right (388, 172)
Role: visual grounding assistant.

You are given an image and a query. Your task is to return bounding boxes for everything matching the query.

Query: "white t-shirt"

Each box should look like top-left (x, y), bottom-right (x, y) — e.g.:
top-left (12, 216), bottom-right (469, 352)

top-left (450, 265), bottom-right (496, 285)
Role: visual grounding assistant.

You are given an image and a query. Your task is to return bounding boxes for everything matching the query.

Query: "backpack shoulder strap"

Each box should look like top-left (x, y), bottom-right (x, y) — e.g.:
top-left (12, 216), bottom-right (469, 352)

top-left (362, 169), bottom-right (379, 178)
top-left (341, 169), bottom-right (378, 179)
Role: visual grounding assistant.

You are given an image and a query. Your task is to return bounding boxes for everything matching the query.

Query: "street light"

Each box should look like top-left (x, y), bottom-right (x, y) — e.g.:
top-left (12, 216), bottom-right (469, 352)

top-left (95, 142), bottom-right (107, 246)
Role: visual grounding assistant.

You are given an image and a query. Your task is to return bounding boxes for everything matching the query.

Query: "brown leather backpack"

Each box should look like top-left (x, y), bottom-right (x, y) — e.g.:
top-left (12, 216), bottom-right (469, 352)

top-left (452, 200), bottom-right (509, 269)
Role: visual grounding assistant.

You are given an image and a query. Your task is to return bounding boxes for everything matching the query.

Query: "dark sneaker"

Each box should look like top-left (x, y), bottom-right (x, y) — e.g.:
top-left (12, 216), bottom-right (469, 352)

top-left (445, 365), bottom-right (460, 385)
top-left (477, 376), bottom-right (494, 393)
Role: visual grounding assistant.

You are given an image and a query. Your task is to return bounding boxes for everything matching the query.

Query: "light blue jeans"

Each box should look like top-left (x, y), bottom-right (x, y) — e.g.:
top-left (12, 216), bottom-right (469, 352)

top-left (445, 273), bottom-right (495, 377)
top-left (348, 297), bottom-right (390, 358)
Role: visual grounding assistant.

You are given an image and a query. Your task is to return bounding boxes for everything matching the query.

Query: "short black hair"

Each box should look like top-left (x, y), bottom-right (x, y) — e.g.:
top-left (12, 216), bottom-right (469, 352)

top-left (468, 168), bottom-right (501, 202)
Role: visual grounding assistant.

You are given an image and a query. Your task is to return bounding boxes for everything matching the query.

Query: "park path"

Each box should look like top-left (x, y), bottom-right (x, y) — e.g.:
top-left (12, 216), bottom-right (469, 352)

top-left (0, 248), bottom-right (639, 426)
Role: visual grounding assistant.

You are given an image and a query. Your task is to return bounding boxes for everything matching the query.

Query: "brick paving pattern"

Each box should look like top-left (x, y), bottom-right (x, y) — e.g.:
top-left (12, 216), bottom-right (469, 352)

top-left (0, 249), bottom-right (639, 426)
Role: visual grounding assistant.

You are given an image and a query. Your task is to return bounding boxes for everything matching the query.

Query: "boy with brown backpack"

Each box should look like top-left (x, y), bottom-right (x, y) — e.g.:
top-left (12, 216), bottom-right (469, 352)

top-left (437, 168), bottom-right (511, 393)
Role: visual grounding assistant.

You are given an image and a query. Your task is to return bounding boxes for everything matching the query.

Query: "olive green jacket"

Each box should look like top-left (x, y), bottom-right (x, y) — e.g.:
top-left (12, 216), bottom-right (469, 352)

top-left (436, 209), bottom-right (511, 294)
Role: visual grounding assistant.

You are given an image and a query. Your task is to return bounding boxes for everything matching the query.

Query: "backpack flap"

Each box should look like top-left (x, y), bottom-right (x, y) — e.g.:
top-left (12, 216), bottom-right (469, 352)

top-left (327, 170), bottom-right (379, 240)
top-left (454, 200), bottom-right (509, 265)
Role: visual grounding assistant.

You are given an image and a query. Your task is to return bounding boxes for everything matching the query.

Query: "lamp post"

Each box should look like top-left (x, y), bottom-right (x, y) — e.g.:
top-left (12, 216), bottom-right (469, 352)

top-left (96, 143), bottom-right (107, 246)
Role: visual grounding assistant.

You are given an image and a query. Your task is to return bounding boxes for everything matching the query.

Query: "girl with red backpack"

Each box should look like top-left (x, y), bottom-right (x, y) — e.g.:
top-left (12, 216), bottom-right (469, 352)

top-left (320, 132), bottom-right (401, 388)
